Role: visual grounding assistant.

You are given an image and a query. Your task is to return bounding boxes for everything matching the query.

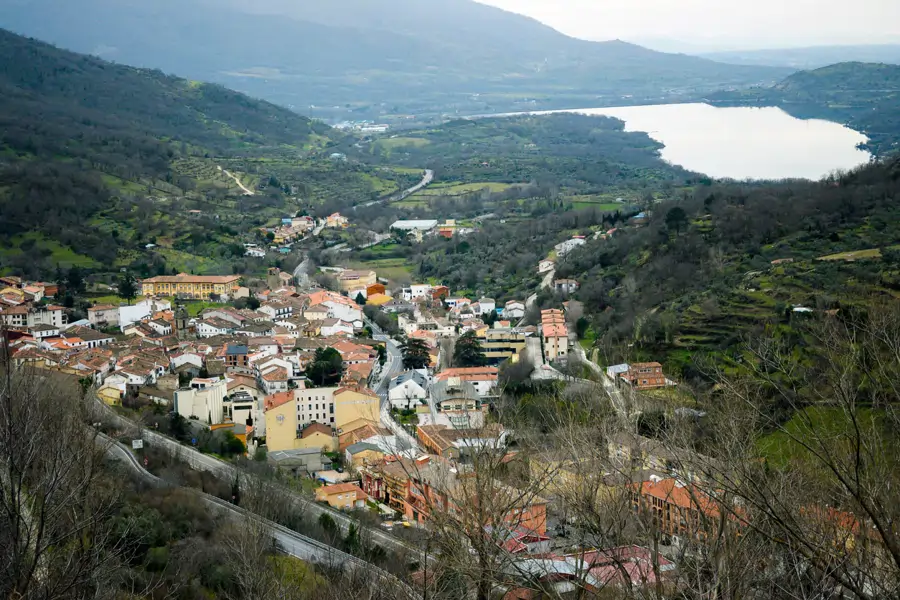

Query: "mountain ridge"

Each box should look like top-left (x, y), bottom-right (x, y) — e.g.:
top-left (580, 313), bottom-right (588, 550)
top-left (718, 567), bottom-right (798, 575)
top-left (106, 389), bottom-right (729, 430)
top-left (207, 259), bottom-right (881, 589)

top-left (0, 0), bottom-right (792, 117)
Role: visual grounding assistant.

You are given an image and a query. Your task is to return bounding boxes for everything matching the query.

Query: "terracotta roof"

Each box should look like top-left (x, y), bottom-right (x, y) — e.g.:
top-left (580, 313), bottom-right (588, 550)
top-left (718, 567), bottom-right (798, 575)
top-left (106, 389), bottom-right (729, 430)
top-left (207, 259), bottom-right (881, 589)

top-left (88, 304), bottom-right (118, 311)
top-left (264, 391), bottom-right (293, 411)
top-left (261, 367), bottom-right (288, 382)
top-left (318, 482), bottom-right (367, 500)
top-left (637, 478), bottom-right (719, 516)
top-left (435, 367), bottom-right (499, 382)
top-left (301, 422), bottom-right (333, 438)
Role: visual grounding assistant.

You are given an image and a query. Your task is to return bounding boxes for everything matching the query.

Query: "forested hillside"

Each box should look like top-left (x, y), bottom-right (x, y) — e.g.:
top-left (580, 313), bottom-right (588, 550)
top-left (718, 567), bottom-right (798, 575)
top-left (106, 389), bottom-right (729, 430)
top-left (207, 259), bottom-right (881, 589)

top-left (707, 62), bottom-right (900, 156)
top-left (0, 0), bottom-right (791, 117)
top-left (0, 30), bottom-right (414, 278)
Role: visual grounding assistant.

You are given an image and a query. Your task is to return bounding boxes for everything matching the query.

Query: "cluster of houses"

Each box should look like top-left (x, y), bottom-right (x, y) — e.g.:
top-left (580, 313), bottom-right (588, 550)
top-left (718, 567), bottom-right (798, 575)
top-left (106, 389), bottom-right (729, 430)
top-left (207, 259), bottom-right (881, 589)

top-left (390, 219), bottom-right (475, 242)
top-left (255, 212), bottom-right (348, 252)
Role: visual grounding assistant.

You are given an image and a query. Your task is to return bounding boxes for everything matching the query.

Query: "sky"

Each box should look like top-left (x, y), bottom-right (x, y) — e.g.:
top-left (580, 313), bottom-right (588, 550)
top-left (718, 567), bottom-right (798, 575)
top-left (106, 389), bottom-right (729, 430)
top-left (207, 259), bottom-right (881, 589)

top-left (477, 0), bottom-right (900, 51)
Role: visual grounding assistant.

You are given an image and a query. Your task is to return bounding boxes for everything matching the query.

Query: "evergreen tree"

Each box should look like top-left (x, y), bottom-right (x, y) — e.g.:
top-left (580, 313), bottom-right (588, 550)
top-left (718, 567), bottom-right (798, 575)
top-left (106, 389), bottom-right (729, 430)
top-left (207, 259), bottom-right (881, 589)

top-left (306, 347), bottom-right (344, 386)
top-left (401, 337), bottom-right (431, 370)
top-left (454, 331), bottom-right (487, 367)
top-left (118, 271), bottom-right (137, 304)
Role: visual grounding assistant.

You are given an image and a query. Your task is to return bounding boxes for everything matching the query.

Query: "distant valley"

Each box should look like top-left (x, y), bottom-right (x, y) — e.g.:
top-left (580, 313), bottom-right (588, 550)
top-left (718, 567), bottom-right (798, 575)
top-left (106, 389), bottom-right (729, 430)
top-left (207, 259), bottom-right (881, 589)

top-left (700, 44), bottom-right (900, 69)
top-left (0, 0), bottom-right (791, 119)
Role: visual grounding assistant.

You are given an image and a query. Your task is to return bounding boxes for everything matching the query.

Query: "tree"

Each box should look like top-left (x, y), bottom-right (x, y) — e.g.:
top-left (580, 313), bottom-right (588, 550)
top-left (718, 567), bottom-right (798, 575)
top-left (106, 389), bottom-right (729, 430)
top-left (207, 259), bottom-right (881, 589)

top-left (306, 348), bottom-right (344, 386)
top-left (401, 337), bottom-right (430, 370)
top-left (454, 331), bottom-right (487, 367)
top-left (482, 309), bottom-right (498, 327)
top-left (66, 266), bottom-right (85, 296)
top-left (0, 355), bottom-right (126, 599)
top-left (665, 205), bottom-right (688, 234)
top-left (375, 344), bottom-right (387, 367)
top-left (118, 271), bottom-right (137, 304)
top-left (355, 292), bottom-right (366, 306)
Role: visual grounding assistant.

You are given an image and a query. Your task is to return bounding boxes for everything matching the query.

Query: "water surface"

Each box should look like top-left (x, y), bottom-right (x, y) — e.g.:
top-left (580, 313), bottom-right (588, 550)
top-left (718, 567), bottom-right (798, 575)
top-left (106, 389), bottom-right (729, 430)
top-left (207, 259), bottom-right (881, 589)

top-left (529, 103), bottom-right (872, 180)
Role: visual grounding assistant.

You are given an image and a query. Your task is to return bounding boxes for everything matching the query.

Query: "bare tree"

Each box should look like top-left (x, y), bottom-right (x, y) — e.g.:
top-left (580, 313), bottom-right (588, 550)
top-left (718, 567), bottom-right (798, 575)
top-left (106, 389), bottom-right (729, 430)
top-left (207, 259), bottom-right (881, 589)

top-left (0, 361), bottom-right (124, 600)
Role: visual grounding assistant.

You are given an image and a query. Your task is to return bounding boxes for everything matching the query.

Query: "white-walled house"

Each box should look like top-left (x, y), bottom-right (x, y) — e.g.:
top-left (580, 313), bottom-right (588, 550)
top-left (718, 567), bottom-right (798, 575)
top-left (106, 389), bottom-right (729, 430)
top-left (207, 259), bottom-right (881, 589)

top-left (504, 300), bottom-right (526, 320)
top-left (388, 370), bottom-right (429, 410)
top-left (174, 378), bottom-right (227, 424)
top-left (119, 298), bottom-right (172, 330)
top-left (476, 298), bottom-right (496, 316)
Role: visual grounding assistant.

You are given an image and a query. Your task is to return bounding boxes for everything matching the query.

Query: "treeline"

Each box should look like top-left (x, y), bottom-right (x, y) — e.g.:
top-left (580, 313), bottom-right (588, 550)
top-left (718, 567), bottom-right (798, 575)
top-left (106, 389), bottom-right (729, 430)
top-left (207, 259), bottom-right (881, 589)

top-left (557, 157), bottom-right (900, 378)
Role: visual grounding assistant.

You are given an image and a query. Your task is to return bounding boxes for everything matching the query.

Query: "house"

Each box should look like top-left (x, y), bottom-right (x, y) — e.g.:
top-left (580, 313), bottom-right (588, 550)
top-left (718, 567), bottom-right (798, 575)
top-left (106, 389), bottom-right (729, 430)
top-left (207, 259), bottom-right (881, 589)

top-left (553, 279), bottom-right (579, 295)
top-left (435, 367), bottom-right (498, 398)
top-left (147, 319), bottom-right (173, 336)
top-left (63, 325), bottom-right (114, 349)
top-left (293, 422), bottom-right (336, 452)
top-left (268, 448), bottom-right (331, 476)
top-left (391, 220), bottom-right (438, 233)
top-left (382, 299), bottom-right (416, 314)
top-left (389, 370), bottom-right (429, 410)
top-left (345, 442), bottom-right (385, 471)
top-left (430, 378), bottom-right (484, 428)
top-left (264, 386), bottom-right (380, 452)
top-left (480, 329), bottom-right (528, 363)
top-left (621, 363), bottom-right (667, 390)
top-left (504, 300), bottom-right (526, 320)
top-left (245, 248), bottom-right (266, 258)
top-left (538, 259), bottom-right (556, 274)
top-left (258, 365), bottom-right (290, 395)
top-left (140, 274), bottom-right (241, 300)
top-left (196, 318), bottom-right (234, 338)
top-left (476, 298), bottom-right (496, 316)
top-left (315, 482), bottom-right (368, 510)
top-left (87, 304), bottom-right (120, 327)
top-left (0, 304), bottom-right (66, 329)
top-left (259, 302), bottom-right (293, 320)
top-left (542, 323), bottom-right (569, 362)
top-left (173, 378), bottom-right (227, 424)
top-left (325, 213), bottom-right (349, 229)
top-left (416, 424), bottom-right (507, 460)
top-left (303, 304), bottom-right (330, 321)
top-left (401, 284), bottom-right (433, 301)
top-left (554, 237), bottom-right (586, 258)
top-left (306, 291), bottom-right (363, 324)
top-left (28, 324), bottom-right (60, 340)
top-left (366, 293), bottom-right (393, 307)
top-left (320, 319), bottom-right (354, 337)
top-left (632, 477), bottom-right (722, 542)
top-left (118, 298), bottom-right (172, 330)
top-left (224, 344), bottom-right (250, 369)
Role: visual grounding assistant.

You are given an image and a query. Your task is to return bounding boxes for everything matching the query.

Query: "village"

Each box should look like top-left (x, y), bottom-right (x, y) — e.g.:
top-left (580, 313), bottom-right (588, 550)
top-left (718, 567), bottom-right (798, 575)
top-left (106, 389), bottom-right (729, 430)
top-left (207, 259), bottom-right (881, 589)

top-left (0, 224), bottom-right (718, 598)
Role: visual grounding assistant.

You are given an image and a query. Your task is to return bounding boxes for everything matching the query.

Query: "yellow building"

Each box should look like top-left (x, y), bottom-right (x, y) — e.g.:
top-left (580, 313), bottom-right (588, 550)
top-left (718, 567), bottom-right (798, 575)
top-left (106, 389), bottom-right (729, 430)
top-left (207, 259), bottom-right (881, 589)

top-left (140, 273), bottom-right (241, 299)
top-left (366, 293), bottom-right (393, 306)
top-left (480, 329), bottom-right (528, 362)
top-left (315, 482), bottom-right (367, 510)
top-left (296, 422), bottom-right (337, 452)
top-left (334, 387), bottom-right (380, 429)
top-left (264, 393), bottom-right (300, 452)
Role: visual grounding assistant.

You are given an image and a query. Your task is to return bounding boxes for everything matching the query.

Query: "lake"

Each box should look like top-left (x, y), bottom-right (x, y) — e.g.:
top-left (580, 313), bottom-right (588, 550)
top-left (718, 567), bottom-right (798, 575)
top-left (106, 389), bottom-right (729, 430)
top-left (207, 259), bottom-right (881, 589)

top-left (527, 103), bottom-right (872, 181)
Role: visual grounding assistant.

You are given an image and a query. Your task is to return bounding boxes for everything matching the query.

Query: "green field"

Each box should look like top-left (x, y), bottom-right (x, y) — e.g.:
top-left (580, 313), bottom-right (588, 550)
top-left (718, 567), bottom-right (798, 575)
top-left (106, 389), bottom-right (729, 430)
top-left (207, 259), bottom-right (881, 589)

top-left (0, 233), bottom-right (100, 268)
top-left (817, 248), bottom-right (882, 261)
top-left (757, 407), bottom-right (886, 469)
top-left (347, 257), bottom-right (413, 284)
top-left (414, 182), bottom-right (513, 197)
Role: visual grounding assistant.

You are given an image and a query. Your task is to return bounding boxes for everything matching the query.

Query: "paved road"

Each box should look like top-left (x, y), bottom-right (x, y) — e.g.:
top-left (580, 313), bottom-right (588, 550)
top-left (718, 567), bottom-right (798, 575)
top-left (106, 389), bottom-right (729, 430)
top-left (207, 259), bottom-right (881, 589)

top-left (366, 318), bottom-right (420, 453)
top-left (218, 166), bottom-right (255, 196)
top-left (97, 401), bottom-right (421, 560)
top-left (101, 433), bottom-right (416, 593)
top-left (518, 268), bottom-right (555, 327)
top-left (355, 169), bottom-right (434, 209)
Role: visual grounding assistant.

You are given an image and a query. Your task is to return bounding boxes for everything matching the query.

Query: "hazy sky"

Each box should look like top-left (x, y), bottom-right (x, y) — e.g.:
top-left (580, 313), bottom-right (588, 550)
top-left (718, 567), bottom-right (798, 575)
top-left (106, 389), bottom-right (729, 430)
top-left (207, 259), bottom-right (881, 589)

top-left (477, 0), bottom-right (900, 51)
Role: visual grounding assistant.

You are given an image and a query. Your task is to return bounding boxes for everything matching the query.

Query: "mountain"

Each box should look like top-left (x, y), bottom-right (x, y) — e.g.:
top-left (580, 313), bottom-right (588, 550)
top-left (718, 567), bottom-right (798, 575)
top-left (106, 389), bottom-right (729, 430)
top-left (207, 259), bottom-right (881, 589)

top-left (706, 62), bottom-right (900, 157)
top-left (0, 29), bottom-right (413, 279)
top-left (0, 0), bottom-right (792, 118)
top-left (700, 45), bottom-right (900, 70)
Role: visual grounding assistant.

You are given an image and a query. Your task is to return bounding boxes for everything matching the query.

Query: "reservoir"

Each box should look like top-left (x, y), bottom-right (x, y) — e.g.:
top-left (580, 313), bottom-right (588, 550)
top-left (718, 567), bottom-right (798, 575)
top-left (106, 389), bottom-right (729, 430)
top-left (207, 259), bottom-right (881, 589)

top-left (527, 103), bottom-right (872, 181)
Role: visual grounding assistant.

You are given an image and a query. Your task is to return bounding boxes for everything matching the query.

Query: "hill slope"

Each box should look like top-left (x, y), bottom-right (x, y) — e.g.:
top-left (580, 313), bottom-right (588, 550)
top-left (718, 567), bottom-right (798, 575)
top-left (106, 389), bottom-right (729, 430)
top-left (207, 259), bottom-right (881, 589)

top-left (700, 44), bottom-right (900, 70)
top-left (707, 62), bottom-right (900, 156)
top-left (0, 29), bottom-right (413, 279)
top-left (0, 0), bottom-right (792, 117)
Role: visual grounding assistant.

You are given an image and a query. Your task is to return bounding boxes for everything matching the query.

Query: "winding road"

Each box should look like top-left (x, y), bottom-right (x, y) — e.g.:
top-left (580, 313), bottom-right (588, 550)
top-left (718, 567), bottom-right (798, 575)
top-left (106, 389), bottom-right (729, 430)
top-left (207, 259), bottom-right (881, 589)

top-left (355, 169), bottom-right (434, 209)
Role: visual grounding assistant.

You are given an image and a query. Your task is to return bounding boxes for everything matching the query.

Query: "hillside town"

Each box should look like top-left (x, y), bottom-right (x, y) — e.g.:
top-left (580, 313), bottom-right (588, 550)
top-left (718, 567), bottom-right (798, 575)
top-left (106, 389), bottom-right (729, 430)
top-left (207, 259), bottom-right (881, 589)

top-left (0, 249), bottom-right (700, 596)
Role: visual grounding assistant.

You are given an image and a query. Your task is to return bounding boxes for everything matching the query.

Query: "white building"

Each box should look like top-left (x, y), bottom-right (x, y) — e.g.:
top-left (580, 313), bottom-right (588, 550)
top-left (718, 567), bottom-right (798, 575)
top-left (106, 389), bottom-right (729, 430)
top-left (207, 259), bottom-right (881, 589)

top-left (174, 378), bottom-right (227, 424)
top-left (388, 370), bottom-right (429, 410)
top-left (391, 220), bottom-right (438, 233)
top-left (119, 298), bottom-right (172, 330)
top-left (401, 284), bottom-right (433, 301)
top-left (196, 319), bottom-right (233, 338)
top-left (476, 298), bottom-right (496, 316)
top-left (554, 237), bottom-right (586, 258)
top-left (504, 300), bottom-right (526, 320)
top-left (320, 319), bottom-right (354, 337)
